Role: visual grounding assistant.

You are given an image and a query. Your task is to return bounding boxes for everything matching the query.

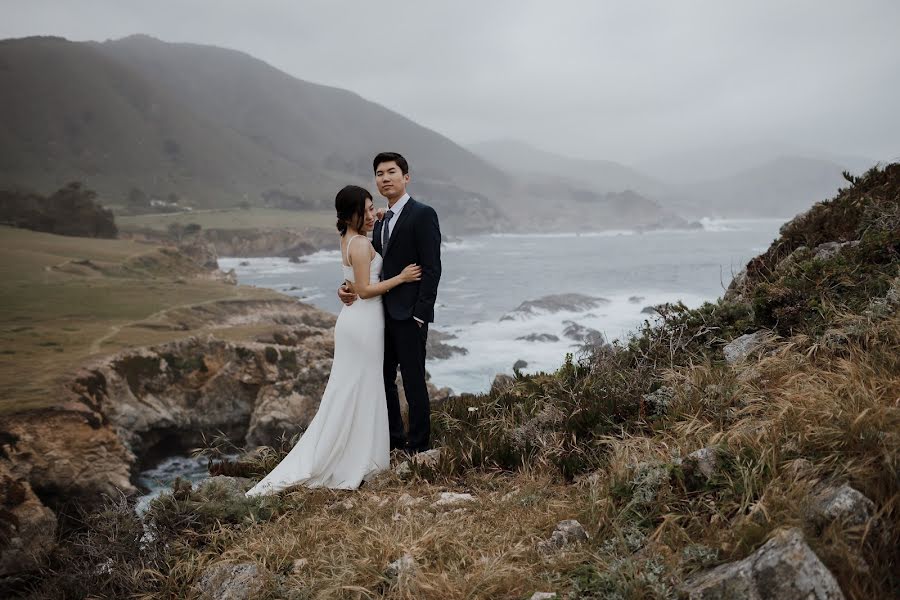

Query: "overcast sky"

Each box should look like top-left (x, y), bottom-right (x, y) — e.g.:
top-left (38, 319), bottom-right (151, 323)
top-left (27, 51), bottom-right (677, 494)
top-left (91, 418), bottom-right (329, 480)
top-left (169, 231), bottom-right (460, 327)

top-left (2, 0), bottom-right (899, 165)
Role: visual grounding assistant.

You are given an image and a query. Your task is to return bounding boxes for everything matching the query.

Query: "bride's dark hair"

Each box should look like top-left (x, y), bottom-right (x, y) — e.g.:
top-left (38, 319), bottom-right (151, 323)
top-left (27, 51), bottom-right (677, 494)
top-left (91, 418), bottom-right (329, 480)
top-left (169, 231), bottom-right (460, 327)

top-left (335, 185), bottom-right (371, 236)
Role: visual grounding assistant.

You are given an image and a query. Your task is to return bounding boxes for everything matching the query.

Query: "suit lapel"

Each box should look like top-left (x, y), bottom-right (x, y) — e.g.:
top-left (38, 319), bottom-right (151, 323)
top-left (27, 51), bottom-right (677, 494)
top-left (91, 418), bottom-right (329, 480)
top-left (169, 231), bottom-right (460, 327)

top-left (373, 220), bottom-right (384, 255)
top-left (383, 198), bottom-right (415, 258)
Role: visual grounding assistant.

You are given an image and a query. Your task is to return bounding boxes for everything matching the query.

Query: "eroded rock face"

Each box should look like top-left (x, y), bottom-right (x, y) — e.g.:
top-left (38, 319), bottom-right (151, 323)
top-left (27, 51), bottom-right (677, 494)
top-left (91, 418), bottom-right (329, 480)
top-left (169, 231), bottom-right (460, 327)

top-left (0, 301), bottom-right (338, 575)
top-left (80, 335), bottom-right (335, 461)
top-left (0, 462), bottom-right (57, 576)
top-left (681, 528), bottom-right (844, 600)
top-left (2, 408), bottom-right (136, 507)
top-left (202, 227), bottom-right (335, 259)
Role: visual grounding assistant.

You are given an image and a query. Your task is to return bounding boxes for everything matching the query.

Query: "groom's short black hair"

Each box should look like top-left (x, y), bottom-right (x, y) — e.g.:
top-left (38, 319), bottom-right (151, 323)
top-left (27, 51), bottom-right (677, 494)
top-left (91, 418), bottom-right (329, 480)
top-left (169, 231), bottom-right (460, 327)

top-left (373, 152), bottom-right (409, 175)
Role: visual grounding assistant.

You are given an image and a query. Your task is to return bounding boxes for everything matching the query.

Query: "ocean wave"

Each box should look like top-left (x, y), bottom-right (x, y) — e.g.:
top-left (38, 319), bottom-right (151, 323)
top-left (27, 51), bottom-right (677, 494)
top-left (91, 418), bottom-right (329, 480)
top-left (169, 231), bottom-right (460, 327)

top-left (427, 291), bottom-right (708, 394)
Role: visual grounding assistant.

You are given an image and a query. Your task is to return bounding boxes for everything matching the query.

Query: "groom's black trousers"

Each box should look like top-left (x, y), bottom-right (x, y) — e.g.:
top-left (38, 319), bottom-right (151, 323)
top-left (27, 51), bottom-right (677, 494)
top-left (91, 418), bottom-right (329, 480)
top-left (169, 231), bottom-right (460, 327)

top-left (383, 316), bottom-right (430, 452)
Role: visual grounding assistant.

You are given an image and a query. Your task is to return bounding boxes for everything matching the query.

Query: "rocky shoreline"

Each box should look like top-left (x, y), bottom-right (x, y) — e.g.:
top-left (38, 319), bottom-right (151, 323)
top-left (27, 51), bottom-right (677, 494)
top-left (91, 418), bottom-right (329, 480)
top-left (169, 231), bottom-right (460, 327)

top-left (1, 294), bottom-right (453, 578)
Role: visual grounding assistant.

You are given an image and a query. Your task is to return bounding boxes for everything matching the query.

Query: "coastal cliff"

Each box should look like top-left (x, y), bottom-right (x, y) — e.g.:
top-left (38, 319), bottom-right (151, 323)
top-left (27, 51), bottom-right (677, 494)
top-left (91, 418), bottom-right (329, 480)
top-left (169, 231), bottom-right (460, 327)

top-left (8, 164), bottom-right (895, 600)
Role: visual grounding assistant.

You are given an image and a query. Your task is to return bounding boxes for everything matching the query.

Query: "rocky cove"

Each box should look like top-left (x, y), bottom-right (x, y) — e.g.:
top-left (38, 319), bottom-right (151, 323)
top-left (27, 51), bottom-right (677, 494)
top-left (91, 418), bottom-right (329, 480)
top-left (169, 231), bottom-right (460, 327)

top-left (1, 164), bottom-right (898, 598)
top-left (1, 290), bottom-right (457, 572)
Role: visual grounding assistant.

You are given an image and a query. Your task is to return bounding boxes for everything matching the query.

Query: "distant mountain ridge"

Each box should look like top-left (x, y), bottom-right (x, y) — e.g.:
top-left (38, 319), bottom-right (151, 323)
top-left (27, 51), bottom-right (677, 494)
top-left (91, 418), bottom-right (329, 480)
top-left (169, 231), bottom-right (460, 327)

top-left (665, 156), bottom-right (850, 218)
top-left (1, 34), bottom-right (865, 232)
top-left (0, 35), bottom-right (511, 233)
top-left (468, 139), bottom-right (667, 198)
top-left (471, 138), bottom-right (867, 219)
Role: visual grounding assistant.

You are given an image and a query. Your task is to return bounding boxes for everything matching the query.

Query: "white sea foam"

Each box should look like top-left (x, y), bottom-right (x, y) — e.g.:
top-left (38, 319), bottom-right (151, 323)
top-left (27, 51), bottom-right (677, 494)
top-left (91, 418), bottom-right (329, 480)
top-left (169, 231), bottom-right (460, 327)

top-left (700, 217), bottom-right (785, 232)
top-left (443, 239), bottom-right (485, 252)
top-left (426, 290), bottom-right (708, 394)
top-left (490, 230), bottom-right (635, 239)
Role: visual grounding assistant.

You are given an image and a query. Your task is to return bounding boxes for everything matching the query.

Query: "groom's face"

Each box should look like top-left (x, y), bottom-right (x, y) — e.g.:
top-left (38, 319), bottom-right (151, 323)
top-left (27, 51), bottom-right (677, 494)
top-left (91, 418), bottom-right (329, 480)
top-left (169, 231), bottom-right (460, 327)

top-left (375, 160), bottom-right (409, 201)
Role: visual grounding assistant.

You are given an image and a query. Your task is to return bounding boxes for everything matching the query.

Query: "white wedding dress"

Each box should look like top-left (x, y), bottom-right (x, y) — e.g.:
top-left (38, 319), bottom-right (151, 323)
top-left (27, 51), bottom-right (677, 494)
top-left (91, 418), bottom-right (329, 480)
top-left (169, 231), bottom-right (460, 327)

top-left (246, 237), bottom-right (389, 495)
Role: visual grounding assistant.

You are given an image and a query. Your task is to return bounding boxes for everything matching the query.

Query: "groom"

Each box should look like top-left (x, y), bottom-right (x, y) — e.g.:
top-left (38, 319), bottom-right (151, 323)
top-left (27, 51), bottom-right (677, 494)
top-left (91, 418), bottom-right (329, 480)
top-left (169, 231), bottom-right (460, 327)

top-left (338, 152), bottom-right (442, 454)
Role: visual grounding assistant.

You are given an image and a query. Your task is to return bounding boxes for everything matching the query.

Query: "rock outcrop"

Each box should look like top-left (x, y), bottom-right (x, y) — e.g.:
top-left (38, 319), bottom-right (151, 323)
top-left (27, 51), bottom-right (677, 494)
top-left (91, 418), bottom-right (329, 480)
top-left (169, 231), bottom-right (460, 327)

top-left (195, 562), bottom-right (268, 600)
top-left (0, 462), bottom-right (57, 577)
top-left (537, 519), bottom-right (589, 555)
top-left (77, 332), bottom-right (335, 464)
top-left (681, 528), bottom-right (844, 599)
top-left (201, 227), bottom-right (335, 258)
top-left (723, 331), bottom-right (770, 364)
top-left (501, 294), bottom-right (610, 320)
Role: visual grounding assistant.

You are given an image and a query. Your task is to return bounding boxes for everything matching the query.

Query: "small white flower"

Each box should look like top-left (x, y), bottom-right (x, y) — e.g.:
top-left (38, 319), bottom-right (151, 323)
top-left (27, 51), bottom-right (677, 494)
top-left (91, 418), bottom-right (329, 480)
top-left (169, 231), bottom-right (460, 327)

top-left (467, 406), bottom-right (478, 412)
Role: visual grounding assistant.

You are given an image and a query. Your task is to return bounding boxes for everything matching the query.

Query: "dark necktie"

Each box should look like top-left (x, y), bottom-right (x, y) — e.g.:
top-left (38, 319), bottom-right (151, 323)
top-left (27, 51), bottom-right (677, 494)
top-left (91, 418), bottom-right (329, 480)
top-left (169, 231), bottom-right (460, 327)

top-left (382, 209), bottom-right (394, 251)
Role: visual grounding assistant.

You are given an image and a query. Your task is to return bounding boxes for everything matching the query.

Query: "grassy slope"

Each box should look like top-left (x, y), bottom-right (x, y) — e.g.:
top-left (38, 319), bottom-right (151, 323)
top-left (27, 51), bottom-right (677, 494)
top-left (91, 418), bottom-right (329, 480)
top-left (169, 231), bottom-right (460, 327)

top-left (27, 165), bottom-right (900, 599)
top-left (0, 225), bottom-right (286, 415)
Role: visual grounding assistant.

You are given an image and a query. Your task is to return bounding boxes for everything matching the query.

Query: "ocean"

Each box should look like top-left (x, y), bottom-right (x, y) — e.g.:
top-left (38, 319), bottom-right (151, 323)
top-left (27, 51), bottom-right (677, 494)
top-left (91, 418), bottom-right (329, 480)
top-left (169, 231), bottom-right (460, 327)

top-left (136, 217), bottom-right (783, 505)
top-left (219, 217), bottom-right (785, 395)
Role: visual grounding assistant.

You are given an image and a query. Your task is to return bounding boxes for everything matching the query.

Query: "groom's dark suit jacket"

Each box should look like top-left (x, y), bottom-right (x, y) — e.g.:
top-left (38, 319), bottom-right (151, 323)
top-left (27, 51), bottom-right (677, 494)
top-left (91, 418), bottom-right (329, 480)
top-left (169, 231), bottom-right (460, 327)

top-left (372, 197), bottom-right (441, 323)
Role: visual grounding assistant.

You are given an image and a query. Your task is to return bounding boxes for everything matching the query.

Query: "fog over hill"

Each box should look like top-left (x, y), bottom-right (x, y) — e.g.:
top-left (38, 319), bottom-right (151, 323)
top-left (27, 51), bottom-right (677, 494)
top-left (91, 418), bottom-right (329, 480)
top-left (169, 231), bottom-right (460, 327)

top-left (0, 35), bottom-right (514, 233)
top-left (0, 34), bottom-right (883, 232)
top-left (0, 35), bottom-right (694, 234)
top-left (471, 138), bottom-right (870, 219)
top-left (468, 139), bottom-right (668, 198)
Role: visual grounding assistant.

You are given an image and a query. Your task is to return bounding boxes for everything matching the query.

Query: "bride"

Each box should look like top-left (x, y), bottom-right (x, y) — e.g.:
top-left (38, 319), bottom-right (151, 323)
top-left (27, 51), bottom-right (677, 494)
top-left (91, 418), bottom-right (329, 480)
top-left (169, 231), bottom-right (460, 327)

top-left (246, 185), bottom-right (421, 495)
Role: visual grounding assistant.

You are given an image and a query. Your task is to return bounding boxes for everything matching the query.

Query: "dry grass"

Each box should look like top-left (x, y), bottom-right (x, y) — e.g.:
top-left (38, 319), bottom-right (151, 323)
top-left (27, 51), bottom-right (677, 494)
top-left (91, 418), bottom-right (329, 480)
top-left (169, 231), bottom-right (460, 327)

top-left (21, 165), bottom-right (900, 598)
top-left (30, 311), bottom-right (897, 599)
top-left (0, 226), bottom-right (286, 414)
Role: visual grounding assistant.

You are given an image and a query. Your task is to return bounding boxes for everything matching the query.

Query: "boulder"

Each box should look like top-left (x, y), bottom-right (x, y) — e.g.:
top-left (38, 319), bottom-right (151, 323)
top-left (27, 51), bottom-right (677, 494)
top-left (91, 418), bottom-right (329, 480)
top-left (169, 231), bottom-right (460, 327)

top-left (490, 373), bottom-right (516, 394)
top-left (501, 293), bottom-right (610, 320)
top-left (394, 448), bottom-right (443, 478)
top-left (813, 241), bottom-right (859, 261)
top-left (384, 553), bottom-right (419, 580)
top-left (681, 528), bottom-right (844, 599)
top-left (195, 562), bottom-right (268, 600)
top-left (723, 331), bottom-right (769, 364)
top-left (562, 321), bottom-right (605, 345)
top-left (807, 484), bottom-right (876, 529)
top-left (724, 269), bottom-right (749, 302)
top-left (684, 447), bottom-right (720, 480)
top-left (516, 333), bottom-right (560, 343)
top-left (537, 519), bottom-right (589, 555)
top-left (433, 491), bottom-right (476, 508)
top-left (426, 330), bottom-right (469, 360)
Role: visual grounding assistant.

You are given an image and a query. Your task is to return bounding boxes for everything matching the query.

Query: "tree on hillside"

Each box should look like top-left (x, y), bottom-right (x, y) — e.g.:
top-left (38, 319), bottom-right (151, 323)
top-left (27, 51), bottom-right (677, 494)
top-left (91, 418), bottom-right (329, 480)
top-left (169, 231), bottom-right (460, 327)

top-left (0, 182), bottom-right (117, 238)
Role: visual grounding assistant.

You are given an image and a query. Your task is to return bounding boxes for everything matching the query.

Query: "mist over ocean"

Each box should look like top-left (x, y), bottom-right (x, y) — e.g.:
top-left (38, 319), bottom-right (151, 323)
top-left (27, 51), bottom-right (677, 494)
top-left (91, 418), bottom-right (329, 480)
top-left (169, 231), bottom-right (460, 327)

top-left (220, 217), bottom-right (784, 394)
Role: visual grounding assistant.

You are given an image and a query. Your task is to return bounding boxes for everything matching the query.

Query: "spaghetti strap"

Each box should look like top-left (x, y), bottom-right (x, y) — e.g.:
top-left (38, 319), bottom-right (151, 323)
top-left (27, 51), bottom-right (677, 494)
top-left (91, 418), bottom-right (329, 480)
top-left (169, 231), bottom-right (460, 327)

top-left (343, 234), bottom-right (365, 266)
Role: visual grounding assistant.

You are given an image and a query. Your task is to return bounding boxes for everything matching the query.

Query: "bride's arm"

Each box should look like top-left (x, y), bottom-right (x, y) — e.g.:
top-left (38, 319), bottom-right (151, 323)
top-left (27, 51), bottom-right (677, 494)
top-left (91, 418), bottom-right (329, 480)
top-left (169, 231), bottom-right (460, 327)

top-left (348, 238), bottom-right (421, 299)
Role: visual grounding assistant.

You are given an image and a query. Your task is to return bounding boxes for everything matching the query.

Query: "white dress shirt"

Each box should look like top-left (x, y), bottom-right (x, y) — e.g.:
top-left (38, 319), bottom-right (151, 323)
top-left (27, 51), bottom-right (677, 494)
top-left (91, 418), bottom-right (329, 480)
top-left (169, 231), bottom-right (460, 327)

top-left (383, 193), bottom-right (423, 324)
top-left (383, 192), bottom-right (410, 243)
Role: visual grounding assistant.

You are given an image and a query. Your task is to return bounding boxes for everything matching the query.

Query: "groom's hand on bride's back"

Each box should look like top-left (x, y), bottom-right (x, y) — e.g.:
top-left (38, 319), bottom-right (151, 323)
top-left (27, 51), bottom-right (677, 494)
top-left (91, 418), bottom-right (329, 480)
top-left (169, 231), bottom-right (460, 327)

top-left (337, 282), bottom-right (357, 306)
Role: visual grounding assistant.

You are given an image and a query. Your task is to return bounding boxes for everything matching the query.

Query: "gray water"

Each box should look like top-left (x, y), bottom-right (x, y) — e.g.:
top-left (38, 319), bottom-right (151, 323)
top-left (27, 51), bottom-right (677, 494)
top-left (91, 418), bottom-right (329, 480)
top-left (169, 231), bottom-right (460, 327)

top-left (220, 217), bottom-right (783, 394)
top-left (139, 217), bottom-right (782, 505)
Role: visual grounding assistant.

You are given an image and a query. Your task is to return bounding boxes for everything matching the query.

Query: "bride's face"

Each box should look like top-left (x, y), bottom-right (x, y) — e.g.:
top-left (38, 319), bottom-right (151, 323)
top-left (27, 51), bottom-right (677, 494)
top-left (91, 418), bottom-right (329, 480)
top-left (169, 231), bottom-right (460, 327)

top-left (361, 198), bottom-right (376, 233)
